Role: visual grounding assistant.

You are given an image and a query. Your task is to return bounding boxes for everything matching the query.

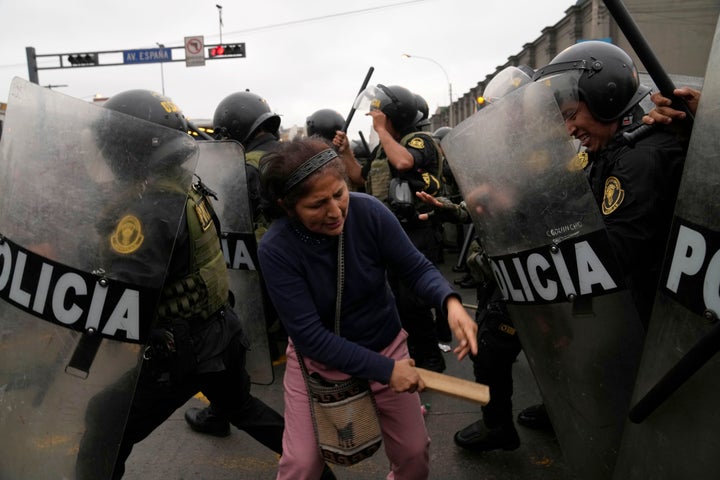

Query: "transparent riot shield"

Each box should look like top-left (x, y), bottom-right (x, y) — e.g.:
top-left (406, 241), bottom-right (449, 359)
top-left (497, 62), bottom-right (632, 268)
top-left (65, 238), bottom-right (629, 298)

top-left (0, 78), bottom-right (197, 478)
top-left (194, 140), bottom-right (272, 384)
top-left (613, 21), bottom-right (720, 480)
top-left (442, 81), bottom-right (645, 480)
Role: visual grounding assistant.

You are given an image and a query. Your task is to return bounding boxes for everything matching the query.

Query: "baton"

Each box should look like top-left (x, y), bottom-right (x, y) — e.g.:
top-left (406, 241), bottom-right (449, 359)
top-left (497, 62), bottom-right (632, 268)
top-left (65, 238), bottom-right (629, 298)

top-left (358, 130), bottom-right (372, 157)
top-left (454, 223), bottom-right (476, 271)
top-left (66, 332), bottom-right (103, 379)
top-left (416, 368), bottom-right (490, 404)
top-left (602, 0), bottom-right (694, 141)
top-left (343, 66), bottom-right (375, 133)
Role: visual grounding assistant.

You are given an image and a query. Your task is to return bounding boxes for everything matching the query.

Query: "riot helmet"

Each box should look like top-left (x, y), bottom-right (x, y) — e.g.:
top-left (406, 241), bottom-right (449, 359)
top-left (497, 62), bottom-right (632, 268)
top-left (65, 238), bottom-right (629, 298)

top-left (414, 93), bottom-right (431, 129)
top-left (213, 90), bottom-right (281, 146)
top-left (353, 84), bottom-right (421, 133)
top-left (483, 65), bottom-right (535, 104)
top-left (306, 108), bottom-right (345, 140)
top-left (533, 41), bottom-right (650, 123)
top-left (103, 89), bottom-right (188, 132)
top-left (98, 89), bottom-right (196, 181)
top-left (432, 126), bottom-right (452, 141)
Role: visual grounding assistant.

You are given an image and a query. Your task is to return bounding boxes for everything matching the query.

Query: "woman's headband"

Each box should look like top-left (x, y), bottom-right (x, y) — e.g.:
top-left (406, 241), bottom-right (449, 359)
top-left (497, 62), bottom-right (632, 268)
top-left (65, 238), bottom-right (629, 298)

top-left (284, 148), bottom-right (338, 194)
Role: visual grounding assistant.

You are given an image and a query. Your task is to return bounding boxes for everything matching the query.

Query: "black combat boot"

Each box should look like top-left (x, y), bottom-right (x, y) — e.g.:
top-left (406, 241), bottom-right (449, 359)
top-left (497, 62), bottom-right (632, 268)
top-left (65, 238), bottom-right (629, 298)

top-left (453, 418), bottom-right (520, 452)
top-left (517, 403), bottom-right (554, 432)
top-left (184, 405), bottom-right (231, 437)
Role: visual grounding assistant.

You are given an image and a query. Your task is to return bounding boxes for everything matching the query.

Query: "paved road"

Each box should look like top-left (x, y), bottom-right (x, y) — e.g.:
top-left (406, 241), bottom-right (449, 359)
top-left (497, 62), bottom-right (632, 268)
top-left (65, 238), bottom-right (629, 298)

top-left (124, 257), bottom-right (577, 480)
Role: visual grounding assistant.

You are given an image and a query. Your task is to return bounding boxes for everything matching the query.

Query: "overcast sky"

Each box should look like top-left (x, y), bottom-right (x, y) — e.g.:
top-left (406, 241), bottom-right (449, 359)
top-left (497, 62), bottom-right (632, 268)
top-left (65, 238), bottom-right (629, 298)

top-left (1, 0), bottom-right (573, 138)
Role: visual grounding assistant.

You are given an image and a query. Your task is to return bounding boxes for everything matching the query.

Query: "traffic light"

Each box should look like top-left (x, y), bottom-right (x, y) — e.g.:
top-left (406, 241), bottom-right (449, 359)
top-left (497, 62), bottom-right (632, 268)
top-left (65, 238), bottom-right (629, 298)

top-left (208, 43), bottom-right (246, 58)
top-left (67, 53), bottom-right (98, 66)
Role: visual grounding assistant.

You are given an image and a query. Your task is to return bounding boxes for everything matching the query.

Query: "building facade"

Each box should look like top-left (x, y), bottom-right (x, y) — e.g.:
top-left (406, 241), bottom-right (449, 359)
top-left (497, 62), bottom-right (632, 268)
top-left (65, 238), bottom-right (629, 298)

top-left (432, 0), bottom-right (720, 131)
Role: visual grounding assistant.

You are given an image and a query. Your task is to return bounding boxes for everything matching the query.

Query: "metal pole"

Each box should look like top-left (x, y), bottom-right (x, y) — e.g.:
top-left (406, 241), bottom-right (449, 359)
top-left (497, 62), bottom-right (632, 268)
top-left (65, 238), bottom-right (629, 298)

top-left (216, 4), bottom-right (223, 44)
top-left (156, 43), bottom-right (165, 95)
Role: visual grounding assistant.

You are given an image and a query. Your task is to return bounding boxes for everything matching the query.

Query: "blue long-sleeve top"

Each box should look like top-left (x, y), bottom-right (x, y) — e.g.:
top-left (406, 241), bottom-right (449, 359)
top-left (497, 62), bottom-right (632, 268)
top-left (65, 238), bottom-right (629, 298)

top-left (258, 192), bottom-right (458, 384)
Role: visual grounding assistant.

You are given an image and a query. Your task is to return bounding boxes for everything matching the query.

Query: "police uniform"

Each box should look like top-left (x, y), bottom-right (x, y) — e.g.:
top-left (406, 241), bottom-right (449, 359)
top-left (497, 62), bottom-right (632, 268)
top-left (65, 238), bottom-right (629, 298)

top-left (429, 199), bottom-right (524, 449)
top-left (585, 107), bottom-right (686, 326)
top-left (244, 131), bottom-right (282, 233)
top-left (76, 176), bottom-right (285, 479)
top-left (366, 130), bottom-right (447, 372)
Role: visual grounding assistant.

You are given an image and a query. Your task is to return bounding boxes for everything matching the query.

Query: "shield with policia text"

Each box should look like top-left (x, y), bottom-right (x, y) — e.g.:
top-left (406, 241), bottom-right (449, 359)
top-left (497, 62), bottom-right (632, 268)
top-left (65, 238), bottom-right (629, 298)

top-left (194, 140), bottom-right (273, 384)
top-left (441, 80), bottom-right (645, 480)
top-left (0, 78), bottom-right (197, 478)
top-left (613, 21), bottom-right (720, 480)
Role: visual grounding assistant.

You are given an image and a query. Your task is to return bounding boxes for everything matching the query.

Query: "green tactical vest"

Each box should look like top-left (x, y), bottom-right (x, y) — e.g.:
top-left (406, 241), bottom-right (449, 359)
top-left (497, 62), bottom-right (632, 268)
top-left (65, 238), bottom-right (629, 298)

top-left (245, 150), bottom-right (265, 169)
top-left (156, 185), bottom-right (229, 325)
top-left (244, 149), bottom-right (272, 241)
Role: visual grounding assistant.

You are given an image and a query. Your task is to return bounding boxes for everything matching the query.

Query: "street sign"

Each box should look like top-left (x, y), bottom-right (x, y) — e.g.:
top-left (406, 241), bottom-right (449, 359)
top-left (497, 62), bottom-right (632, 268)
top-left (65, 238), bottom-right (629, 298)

top-left (184, 36), bottom-right (206, 67)
top-left (122, 48), bottom-right (172, 64)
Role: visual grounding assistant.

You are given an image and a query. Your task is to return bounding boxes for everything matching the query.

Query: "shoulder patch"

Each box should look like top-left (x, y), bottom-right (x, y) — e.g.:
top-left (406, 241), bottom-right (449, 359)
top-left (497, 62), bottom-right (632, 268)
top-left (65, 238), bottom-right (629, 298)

top-left (602, 176), bottom-right (625, 215)
top-left (408, 137), bottom-right (425, 150)
top-left (573, 151), bottom-right (589, 171)
top-left (195, 197), bottom-right (214, 231)
top-left (110, 215), bottom-right (144, 254)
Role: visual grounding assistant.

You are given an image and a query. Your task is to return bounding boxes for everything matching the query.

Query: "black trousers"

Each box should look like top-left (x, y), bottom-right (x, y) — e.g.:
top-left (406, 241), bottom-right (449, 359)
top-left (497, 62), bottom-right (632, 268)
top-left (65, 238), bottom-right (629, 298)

top-left (388, 223), bottom-right (443, 359)
top-left (76, 335), bottom-right (284, 479)
top-left (472, 300), bottom-right (522, 427)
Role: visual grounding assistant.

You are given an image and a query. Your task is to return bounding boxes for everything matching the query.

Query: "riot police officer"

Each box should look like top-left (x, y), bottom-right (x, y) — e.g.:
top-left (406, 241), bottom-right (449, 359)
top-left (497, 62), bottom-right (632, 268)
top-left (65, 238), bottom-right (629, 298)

top-left (534, 40), bottom-right (686, 329)
top-left (306, 108), bottom-right (345, 141)
top-left (415, 93), bottom-right (432, 132)
top-left (355, 83), bottom-right (448, 372)
top-left (211, 90), bottom-right (282, 222)
top-left (75, 89), bottom-right (287, 479)
top-left (518, 40), bottom-right (687, 429)
top-left (184, 89), bottom-right (287, 437)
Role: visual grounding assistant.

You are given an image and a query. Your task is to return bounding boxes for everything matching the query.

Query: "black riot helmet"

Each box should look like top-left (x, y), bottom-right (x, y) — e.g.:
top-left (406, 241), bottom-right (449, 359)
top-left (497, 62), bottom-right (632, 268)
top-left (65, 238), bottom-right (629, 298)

top-left (103, 89), bottom-right (188, 132)
top-left (432, 126), bottom-right (452, 141)
top-left (375, 84), bottom-right (421, 133)
top-left (306, 108), bottom-right (345, 141)
top-left (414, 93), bottom-right (431, 129)
top-left (533, 41), bottom-right (650, 123)
top-left (99, 89), bottom-right (196, 181)
top-left (213, 90), bottom-right (281, 146)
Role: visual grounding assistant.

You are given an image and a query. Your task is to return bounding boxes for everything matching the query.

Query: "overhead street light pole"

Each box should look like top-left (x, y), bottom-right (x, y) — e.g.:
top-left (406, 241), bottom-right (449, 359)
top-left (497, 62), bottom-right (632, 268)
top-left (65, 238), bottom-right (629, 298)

top-left (402, 53), bottom-right (454, 127)
top-left (156, 42), bottom-right (166, 95)
top-left (216, 4), bottom-right (224, 44)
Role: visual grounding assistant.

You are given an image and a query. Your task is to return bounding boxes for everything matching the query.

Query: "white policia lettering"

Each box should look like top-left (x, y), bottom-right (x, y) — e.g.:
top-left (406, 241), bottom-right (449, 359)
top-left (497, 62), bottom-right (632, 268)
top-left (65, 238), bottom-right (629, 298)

top-left (221, 237), bottom-right (257, 271)
top-left (0, 241), bottom-right (141, 340)
top-left (490, 240), bottom-right (617, 303)
top-left (665, 224), bottom-right (720, 313)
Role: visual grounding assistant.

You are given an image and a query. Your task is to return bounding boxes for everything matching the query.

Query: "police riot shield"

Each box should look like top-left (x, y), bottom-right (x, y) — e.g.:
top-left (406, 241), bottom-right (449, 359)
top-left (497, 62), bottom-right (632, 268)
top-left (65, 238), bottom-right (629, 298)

top-left (194, 140), bottom-right (273, 384)
top-left (0, 78), bottom-right (197, 478)
top-left (442, 81), bottom-right (645, 480)
top-left (613, 21), bottom-right (720, 480)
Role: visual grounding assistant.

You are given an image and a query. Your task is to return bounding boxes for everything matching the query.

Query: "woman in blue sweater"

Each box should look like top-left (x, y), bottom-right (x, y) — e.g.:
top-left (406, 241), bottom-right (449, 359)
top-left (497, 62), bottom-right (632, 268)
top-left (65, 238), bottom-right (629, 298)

top-left (259, 137), bottom-right (477, 479)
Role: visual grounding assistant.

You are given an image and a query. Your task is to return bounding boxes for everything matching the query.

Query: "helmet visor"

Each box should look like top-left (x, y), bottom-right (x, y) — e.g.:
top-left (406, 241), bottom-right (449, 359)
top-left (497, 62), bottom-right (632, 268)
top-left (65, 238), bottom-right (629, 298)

top-left (484, 66), bottom-right (534, 104)
top-left (535, 70), bottom-right (582, 122)
top-left (353, 85), bottom-right (391, 113)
